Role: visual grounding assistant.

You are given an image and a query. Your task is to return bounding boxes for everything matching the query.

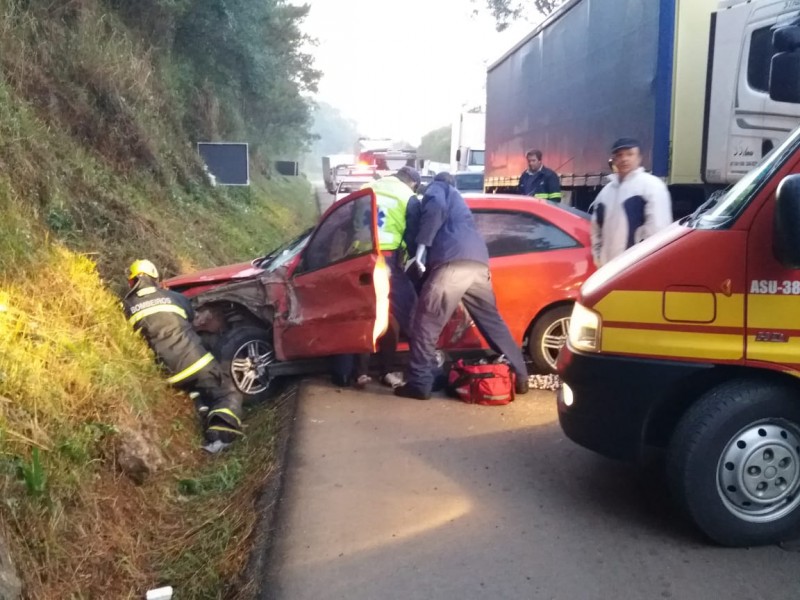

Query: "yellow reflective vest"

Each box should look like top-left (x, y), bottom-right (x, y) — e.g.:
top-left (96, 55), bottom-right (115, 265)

top-left (361, 176), bottom-right (413, 251)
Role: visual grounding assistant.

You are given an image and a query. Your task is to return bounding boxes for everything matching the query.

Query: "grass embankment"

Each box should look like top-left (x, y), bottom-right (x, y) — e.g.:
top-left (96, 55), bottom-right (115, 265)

top-left (0, 58), bottom-right (317, 598)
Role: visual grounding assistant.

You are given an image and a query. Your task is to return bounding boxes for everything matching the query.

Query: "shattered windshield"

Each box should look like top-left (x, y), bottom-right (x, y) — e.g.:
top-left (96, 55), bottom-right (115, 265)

top-left (256, 228), bottom-right (313, 271)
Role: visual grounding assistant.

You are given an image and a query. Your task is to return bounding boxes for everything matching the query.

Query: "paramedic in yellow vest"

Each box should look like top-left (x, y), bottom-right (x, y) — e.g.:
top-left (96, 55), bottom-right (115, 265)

top-left (353, 166), bottom-right (421, 388)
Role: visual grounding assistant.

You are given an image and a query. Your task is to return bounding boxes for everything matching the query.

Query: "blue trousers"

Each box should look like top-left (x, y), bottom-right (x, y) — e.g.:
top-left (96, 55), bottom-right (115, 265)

top-left (385, 250), bottom-right (417, 336)
top-left (407, 260), bottom-right (528, 394)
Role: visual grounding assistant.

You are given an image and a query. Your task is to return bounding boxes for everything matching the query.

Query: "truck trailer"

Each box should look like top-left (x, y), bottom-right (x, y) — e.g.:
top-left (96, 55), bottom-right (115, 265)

top-left (484, 0), bottom-right (800, 217)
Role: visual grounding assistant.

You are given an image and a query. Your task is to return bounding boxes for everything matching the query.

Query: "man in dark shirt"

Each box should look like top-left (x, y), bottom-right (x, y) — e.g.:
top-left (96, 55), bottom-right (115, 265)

top-left (518, 149), bottom-right (561, 201)
top-left (395, 173), bottom-right (529, 400)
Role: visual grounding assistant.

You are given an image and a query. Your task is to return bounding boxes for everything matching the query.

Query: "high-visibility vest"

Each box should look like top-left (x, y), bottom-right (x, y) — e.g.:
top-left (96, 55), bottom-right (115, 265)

top-left (362, 177), bottom-right (413, 251)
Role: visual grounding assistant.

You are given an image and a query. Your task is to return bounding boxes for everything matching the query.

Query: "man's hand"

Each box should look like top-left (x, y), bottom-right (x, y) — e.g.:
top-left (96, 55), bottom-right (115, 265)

top-left (405, 245), bottom-right (427, 275)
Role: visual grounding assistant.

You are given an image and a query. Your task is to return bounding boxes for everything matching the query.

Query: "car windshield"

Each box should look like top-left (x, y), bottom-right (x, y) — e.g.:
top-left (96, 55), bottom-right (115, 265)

top-left (455, 173), bottom-right (484, 191)
top-left (469, 150), bottom-right (485, 167)
top-left (256, 228), bottom-right (313, 271)
top-left (692, 127), bottom-right (800, 229)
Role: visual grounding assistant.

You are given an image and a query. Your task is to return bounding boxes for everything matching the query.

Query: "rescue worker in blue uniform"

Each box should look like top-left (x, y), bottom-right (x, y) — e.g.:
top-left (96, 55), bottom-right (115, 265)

top-left (518, 149), bottom-right (562, 201)
top-left (122, 260), bottom-right (243, 450)
top-left (395, 173), bottom-right (530, 400)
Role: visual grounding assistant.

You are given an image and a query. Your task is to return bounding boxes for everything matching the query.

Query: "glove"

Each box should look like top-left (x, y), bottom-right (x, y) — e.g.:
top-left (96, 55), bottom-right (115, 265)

top-left (405, 246), bottom-right (427, 274)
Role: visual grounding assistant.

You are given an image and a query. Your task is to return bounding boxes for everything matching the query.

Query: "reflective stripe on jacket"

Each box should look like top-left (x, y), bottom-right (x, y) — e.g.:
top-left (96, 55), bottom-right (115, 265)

top-left (122, 278), bottom-right (215, 383)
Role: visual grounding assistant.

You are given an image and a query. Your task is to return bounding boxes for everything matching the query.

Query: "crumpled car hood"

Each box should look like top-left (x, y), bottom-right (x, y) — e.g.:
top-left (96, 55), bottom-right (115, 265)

top-left (165, 261), bottom-right (262, 288)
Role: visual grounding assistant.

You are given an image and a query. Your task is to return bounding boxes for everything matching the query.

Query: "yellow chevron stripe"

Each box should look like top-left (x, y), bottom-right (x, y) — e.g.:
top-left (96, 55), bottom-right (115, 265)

top-left (747, 295), bottom-right (800, 330)
top-left (595, 290), bottom-right (744, 327)
top-left (746, 336), bottom-right (800, 363)
top-left (128, 304), bottom-right (187, 327)
top-left (166, 352), bottom-right (215, 384)
top-left (602, 327), bottom-right (743, 360)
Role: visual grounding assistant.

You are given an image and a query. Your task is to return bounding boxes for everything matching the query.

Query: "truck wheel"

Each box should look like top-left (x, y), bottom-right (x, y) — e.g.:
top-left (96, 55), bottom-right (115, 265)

top-left (527, 305), bottom-right (572, 374)
top-left (667, 379), bottom-right (800, 546)
top-left (214, 326), bottom-right (276, 402)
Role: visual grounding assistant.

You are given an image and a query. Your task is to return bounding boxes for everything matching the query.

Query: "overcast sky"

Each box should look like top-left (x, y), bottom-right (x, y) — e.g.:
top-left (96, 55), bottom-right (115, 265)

top-left (299, 1), bottom-right (538, 144)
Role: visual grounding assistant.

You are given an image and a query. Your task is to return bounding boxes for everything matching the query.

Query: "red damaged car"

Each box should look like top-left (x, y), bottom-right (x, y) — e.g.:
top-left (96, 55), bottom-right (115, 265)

top-left (165, 191), bottom-right (594, 399)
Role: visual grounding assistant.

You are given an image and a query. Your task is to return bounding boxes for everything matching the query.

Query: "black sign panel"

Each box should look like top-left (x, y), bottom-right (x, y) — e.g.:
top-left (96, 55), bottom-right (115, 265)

top-left (197, 142), bottom-right (249, 186)
top-left (275, 161), bottom-right (299, 176)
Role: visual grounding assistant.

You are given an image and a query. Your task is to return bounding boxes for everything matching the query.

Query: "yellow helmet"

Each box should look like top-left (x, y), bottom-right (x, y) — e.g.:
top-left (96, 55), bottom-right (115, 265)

top-left (127, 259), bottom-right (159, 282)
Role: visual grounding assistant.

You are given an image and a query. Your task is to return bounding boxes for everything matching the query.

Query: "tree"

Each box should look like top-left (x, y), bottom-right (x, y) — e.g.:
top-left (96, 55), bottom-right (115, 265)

top-left (478, 0), bottom-right (565, 31)
top-left (418, 126), bottom-right (451, 163)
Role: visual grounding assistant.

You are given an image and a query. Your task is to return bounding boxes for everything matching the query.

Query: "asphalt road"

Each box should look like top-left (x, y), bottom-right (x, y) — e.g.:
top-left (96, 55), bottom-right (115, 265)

top-left (265, 380), bottom-right (799, 600)
top-left (265, 184), bottom-right (800, 599)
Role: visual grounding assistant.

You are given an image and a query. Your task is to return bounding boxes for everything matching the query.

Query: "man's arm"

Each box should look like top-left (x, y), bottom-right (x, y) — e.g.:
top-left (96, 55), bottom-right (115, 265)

top-left (415, 185), bottom-right (448, 248)
top-left (546, 169), bottom-right (562, 201)
top-left (589, 197), bottom-right (605, 267)
top-left (518, 171), bottom-right (528, 195)
top-left (404, 195), bottom-right (421, 254)
top-left (644, 177), bottom-right (673, 237)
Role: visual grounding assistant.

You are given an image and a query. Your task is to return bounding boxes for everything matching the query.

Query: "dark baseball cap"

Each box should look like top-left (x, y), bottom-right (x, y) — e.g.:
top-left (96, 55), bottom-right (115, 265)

top-left (611, 137), bottom-right (640, 153)
top-left (396, 166), bottom-right (421, 186)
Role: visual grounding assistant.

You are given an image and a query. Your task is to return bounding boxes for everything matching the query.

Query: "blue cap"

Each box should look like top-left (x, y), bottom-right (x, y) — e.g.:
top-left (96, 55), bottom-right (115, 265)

top-left (611, 137), bottom-right (640, 153)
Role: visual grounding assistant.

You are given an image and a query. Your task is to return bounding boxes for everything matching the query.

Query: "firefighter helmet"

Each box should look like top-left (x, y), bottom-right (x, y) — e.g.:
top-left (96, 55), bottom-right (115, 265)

top-left (127, 259), bottom-right (159, 282)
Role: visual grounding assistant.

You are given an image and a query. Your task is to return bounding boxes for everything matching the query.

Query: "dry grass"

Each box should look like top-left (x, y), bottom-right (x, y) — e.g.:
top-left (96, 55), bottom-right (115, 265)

top-left (0, 1), bottom-right (317, 595)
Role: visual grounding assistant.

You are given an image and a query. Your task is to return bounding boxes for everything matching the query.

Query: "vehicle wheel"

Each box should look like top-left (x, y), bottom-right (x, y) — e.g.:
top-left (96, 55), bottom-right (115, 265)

top-left (214, 326), bottom-right (276, 402)
top-left (667, 379), bottom-right (800, 546)
top-left (527, 305), bottom-right (572, 374)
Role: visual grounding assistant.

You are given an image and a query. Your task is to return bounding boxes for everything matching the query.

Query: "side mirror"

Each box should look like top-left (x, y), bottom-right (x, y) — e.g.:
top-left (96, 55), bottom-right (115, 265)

top-left (769, 26), bottom-right (800, 104)
top-left (455, 149), bottom-right (461, 162)
top-left (774, 175), bottom-right (800, 268)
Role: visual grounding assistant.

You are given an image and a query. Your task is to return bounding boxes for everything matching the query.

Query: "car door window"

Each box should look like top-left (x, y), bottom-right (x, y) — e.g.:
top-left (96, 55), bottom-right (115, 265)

top-left (299, 194), bottom-right (374, 273)
top-left (473, 210), bottom-right (579, 257)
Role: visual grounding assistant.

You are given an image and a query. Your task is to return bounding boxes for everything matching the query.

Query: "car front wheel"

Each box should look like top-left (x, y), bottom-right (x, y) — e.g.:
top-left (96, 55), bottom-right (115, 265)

top-left (214, 326), bottom-right (275, 402)
top-left (667, 379), bottom-right (800, 546)
top-left (527, 305), bottom-right (572, 374)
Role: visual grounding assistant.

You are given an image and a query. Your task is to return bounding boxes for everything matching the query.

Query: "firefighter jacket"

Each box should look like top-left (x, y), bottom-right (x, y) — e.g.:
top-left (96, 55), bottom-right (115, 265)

top-left (122, 277), bottom-right (215, 385)
top-left (518, 166), bottom-right (562, 201)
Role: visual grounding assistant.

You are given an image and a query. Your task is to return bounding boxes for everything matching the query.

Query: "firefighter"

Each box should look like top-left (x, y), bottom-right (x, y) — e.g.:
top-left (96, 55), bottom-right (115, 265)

top-left (123, 260), bottom-right (243, 451)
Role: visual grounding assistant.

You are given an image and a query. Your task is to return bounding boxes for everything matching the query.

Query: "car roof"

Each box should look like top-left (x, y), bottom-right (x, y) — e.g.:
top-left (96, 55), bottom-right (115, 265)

top-left (464, 193), bottom-right (590, 224)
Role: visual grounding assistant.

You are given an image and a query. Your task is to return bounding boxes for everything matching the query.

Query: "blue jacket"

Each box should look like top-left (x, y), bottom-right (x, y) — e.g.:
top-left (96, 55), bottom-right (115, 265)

top-left (518, 166), bottom-right (561, 200)
top-left (412, 180), bottom-right (489, 269)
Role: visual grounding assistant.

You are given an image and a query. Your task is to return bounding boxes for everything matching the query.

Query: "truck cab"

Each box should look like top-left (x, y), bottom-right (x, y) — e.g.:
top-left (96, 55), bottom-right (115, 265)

top-left (558, 74), bottom-right (800, 548)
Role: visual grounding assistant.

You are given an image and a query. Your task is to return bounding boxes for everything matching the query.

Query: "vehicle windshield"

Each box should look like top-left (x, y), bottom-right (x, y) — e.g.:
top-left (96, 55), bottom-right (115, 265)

top-left (256, 228), bottom-right (313, 271)
top-left (455, 173), bottom-right (485, 191)
top-left (469, 150), bottom-right (485, 167)
top-left (693, 127), bottom-right (800, 229)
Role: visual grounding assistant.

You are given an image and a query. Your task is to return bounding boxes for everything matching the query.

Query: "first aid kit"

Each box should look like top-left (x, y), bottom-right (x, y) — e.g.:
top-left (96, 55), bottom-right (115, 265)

top-left (446, 358), bottom-right (515, 406)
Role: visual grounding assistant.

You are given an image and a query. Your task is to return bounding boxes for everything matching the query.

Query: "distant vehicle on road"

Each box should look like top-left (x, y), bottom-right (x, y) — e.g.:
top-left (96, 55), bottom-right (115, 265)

top-left (322, 154), bottom-right (353, 194)
top-left (165, 194), bottom-right (594, 399)
top-left (335, 176), bottom-right (375, 202)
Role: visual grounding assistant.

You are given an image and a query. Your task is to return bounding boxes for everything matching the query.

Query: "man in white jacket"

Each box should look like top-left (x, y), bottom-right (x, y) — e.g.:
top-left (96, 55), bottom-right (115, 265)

top-left (591, 138), bottom-right (673, 267)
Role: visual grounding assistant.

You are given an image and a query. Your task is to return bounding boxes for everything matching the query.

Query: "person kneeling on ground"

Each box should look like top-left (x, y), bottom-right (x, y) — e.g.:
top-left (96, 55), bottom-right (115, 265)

top-left (122, 260), bottom-right (244, 452)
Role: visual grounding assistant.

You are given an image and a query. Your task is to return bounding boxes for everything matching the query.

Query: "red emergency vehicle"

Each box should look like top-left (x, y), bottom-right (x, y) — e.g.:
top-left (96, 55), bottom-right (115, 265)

top-left (558, 125), bottom-right (800, 546)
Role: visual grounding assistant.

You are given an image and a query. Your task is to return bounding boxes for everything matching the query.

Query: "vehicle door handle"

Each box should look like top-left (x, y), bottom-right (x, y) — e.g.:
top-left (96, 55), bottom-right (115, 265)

top-left (359, 273), bottom-right (373, 285)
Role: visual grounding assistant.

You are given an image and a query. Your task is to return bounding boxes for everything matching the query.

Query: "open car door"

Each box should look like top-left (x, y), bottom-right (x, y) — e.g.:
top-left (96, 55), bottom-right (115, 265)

top-left (275, 189), bottom-right (390, 360)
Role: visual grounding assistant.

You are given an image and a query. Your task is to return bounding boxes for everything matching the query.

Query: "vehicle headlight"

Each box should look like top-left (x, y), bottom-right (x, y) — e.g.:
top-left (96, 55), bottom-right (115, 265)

top-left (567, 303), bottom-right (601, 352)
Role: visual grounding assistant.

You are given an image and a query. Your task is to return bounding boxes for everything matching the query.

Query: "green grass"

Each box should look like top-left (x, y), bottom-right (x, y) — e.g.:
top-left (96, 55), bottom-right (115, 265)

top-left (0, 1), bottom-right (318, 595)
top-left (153, 403), bottom-right (282, 599)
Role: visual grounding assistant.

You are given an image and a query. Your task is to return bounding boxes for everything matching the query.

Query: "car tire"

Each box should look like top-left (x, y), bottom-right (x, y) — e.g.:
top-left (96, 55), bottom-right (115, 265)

top-left (527, 305), bottom-right (572, 374)
top-left (666, 379), bottom-right (800, 546)
top-left (214, 326), bottom-right (276, 403)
